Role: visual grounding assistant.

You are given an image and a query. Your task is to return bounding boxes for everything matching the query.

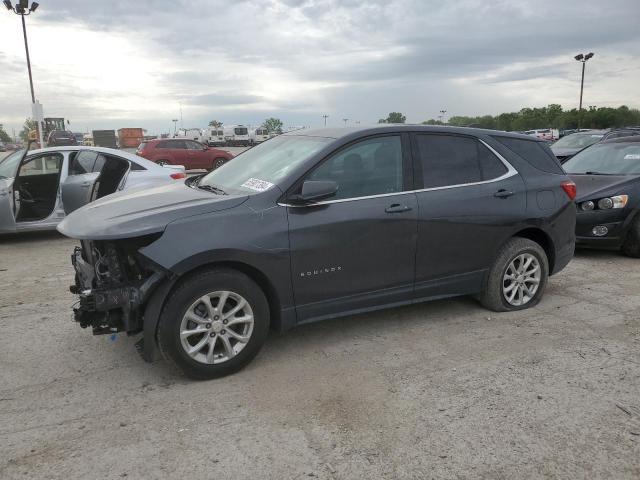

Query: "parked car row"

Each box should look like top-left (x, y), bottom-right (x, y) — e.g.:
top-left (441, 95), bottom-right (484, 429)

top-left (551, 127), bottom-right (640, 163)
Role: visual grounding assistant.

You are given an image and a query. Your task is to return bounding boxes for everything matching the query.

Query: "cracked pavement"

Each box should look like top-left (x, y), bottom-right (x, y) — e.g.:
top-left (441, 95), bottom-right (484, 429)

top-left (1, 231), bottom-right (639, 479)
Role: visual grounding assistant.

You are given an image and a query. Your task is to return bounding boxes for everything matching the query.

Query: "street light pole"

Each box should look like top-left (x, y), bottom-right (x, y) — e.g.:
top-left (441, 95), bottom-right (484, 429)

top-left (322, 114), bottom-right (329, 127)
top-left (4, 1), bottom-right (41, 144)
top-left (574, 52), bottom-right (594, 130)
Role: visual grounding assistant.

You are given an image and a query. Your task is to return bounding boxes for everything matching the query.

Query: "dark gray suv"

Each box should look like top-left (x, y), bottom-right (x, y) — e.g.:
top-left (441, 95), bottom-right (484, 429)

top-left (58, 126), bottom-right (576, 379)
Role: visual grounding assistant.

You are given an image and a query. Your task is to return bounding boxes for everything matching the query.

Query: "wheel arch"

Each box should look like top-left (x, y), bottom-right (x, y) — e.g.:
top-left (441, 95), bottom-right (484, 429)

top-left (511, 227), bottom-right (555, 273)
top-left (142, 259), bottom-right (284, 362)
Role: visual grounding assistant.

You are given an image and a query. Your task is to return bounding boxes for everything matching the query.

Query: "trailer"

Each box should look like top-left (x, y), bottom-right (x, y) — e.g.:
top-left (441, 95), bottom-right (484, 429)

top-left (203, 127), bottom-right (225, 146)
top-left (117, 128), bottom-right (145, 148)
top-left (250, 127), bottom-right (269, 145)
top-left (92, 130), bottom-right (117, 148)
top-left (176, 128), bottom-right (204, 143)
top-left (223, 125), bottom-right (250, 146)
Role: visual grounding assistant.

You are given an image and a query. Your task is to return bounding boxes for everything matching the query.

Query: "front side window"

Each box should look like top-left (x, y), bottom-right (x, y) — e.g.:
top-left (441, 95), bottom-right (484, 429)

top-left (307, 135), bottom-right (403, 200)
top-left (18, 153), bottom-right (63, 177)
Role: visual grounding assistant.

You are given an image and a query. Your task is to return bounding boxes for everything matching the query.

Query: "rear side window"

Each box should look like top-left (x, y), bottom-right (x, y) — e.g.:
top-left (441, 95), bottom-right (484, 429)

top-left (130, 161), bottom-right (145, 171)
top-left (414, 134), bottom-right (506, 188)
top-left (493, 136), bottom-right (564, 174)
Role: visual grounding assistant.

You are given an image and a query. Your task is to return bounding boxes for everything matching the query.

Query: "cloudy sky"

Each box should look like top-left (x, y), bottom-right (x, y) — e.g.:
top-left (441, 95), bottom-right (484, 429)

top-left (1, 0), bottom-right (639, 136)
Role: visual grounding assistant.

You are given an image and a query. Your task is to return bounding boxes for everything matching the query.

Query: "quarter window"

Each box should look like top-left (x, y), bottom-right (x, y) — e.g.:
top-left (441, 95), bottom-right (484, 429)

top-left (307, 135), bottom-right (403, 200)
top-left (415, 134), bottom-right (507, 188)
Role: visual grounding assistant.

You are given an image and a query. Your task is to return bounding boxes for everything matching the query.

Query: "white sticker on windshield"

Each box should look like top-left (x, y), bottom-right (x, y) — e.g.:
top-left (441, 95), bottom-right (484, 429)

top-left (624, 154), bottom-right (640, 160)
top-left (241, 178), bottom-right (274, 192)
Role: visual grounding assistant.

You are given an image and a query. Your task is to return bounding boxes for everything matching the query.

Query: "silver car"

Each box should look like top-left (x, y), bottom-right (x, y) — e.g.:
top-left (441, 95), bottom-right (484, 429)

top-left (0, 146), bottom-right (186, 234)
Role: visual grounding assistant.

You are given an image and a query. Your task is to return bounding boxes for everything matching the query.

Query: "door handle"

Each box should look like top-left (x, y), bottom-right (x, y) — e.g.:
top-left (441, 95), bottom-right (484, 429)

top-left (494, 189), bottom-right (514, 198)
top-left (385, 203), bottom-right (412, 213)
top-left (81, 182), bottom-right (92, 187)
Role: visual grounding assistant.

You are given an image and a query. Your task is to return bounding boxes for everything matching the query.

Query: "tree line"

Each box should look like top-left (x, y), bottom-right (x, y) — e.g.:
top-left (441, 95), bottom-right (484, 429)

top-left (421, 105), bottom-right (640, 131)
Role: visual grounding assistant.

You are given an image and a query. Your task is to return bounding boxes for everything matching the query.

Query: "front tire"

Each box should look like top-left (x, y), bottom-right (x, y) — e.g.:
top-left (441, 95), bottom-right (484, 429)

top-left (158, 269), bottom-right (270, 380)
top-left (212, 157), bottom-right (227, 170)
top-left (479, 237), bottom-right (549, 312)
top-left (621, 216), bottom-right (640, 258)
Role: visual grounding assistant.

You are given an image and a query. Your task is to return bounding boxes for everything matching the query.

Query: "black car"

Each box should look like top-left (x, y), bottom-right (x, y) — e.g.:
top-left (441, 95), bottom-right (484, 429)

top-left (563, 136), bottom-right (640, 256)
top-left (601, 127), bottom-right (640, 142)
top-left (550, 130), bottom-right (607, 163)
top-left (47, 129), bottom-right (77, 147)
top-left (57, 126), bottom-right (576, 379)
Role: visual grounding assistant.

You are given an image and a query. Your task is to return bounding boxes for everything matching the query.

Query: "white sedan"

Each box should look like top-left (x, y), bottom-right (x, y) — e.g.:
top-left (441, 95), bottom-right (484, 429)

top-left (0, 146), bottom-right (186, 234)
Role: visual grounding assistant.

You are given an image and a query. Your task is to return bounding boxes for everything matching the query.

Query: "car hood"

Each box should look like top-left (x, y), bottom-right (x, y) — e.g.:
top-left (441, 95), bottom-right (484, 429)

top-left (551, 146), bottom-right (581, 157)
top-left (570, 174), bottom-right (639, 201)
top-left (57, 182), bottom-right (248, 240)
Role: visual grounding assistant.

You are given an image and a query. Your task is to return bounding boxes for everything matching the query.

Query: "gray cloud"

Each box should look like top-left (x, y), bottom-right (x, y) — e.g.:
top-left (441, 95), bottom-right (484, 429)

top-left (1, 0), bottom-right (639, 134)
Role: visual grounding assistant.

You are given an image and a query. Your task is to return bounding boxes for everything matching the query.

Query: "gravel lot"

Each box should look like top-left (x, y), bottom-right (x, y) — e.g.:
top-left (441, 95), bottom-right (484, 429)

top-left (0, 231), bottom-right (639, 479)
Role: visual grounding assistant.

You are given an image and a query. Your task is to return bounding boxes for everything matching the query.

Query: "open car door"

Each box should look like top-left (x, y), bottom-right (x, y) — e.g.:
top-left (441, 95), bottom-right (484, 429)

top-left (0, 176), bottom-right (17, 233)
top-left (61, 150), bottom-right (101, 214)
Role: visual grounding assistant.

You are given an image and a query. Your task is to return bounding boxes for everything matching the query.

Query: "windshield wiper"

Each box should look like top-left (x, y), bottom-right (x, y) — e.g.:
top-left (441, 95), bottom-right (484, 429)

top-left (197, 184), bottom-right (227, 195)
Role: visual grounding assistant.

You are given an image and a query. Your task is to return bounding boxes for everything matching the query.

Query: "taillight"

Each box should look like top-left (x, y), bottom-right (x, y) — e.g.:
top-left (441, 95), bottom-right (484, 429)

top-left (170, 172), bottom-right (186, 180)
top-left (561, 180), bottom-right (577, 200)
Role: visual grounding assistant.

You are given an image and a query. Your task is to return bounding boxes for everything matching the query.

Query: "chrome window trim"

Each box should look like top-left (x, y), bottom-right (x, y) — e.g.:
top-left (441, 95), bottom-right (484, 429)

top-left (278, 138), bottom-right (518, 207)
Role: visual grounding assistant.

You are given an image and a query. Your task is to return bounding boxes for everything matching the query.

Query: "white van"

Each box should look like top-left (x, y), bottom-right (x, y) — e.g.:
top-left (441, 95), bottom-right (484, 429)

top-left (524, 129), bottom-right (559, 142)
top-left (223, 125), bottom-right (250, 146)
top-left (250, 127), bottom-right (269, 145)
top-left (176, 128), bottom-right (204, 143)
top-left (204, 128), bottom-right (225, 146)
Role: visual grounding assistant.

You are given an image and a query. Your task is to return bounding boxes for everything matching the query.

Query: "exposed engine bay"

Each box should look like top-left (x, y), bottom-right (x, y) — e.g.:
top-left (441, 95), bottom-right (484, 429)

top-left (70, 235), bottom-right (166, 336)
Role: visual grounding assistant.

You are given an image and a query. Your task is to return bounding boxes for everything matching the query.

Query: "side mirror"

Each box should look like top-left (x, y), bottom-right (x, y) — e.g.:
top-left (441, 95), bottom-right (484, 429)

top-left (289, 180), bottom-right (338, 204)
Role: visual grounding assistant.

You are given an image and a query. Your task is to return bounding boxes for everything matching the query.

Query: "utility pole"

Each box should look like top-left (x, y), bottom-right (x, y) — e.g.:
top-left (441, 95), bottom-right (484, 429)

top-left (322, 114), bottom-right (329, 127)
top-left (172, 119), bottom-right (178, 136)
top-left (4, 1), bottom-right (42, 145)
top-left (439, 109), bottom-right (447, 124)
top-left (574, 52), bottom-right (594, 130)
top-left (342, 118), bottom-right (348, 125)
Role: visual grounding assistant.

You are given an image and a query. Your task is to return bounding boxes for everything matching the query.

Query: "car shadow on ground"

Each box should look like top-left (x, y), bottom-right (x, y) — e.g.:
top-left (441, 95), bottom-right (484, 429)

top-left (0, 230), bottom-right (67, 245)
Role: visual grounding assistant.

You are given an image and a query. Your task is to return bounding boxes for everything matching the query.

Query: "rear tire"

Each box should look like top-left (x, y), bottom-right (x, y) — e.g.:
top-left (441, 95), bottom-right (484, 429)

top-left (621, 216), bottom-right (640, 258)
top-left (158, 268), bottom-right (270, 380)
top-left (479, 237), bottom-right (549, 312)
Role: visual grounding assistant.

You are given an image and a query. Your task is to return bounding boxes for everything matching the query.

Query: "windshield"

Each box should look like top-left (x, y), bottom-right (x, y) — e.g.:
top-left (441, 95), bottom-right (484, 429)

top-left (553, 133), bottom-right (603, 149)
top-left (198, 135), bottom-right (331, 193)
top-left (234, 128), bottom-right (248, 135)
top-left (0, 149), bottom-right (26, 179)
top-left (563, 143), bottom-right (640, 175)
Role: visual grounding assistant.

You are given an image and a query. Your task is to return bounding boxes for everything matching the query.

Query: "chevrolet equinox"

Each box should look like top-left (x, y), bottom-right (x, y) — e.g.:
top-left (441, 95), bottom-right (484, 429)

top-left (58, 126), bottom-right (577, 379)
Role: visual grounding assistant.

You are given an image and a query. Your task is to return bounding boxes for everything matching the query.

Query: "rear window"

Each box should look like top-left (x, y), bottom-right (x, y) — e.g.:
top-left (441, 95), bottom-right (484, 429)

top-left (493, 136), bottom-right (564, 174)
top-left (137, 142), bottom-right (147, 151)
top-left (235, 127), bottom-right (248, 135)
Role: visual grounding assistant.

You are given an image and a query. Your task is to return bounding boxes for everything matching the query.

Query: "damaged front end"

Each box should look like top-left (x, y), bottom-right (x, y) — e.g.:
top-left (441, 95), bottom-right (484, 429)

top-left (70, 235), bottom-right (167, 337)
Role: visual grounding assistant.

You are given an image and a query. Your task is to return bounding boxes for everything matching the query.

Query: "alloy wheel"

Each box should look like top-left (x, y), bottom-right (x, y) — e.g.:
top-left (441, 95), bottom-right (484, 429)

top-left (502, 253), bottom-right (541, 306)
top-left (179, 291), bottom-right (254, 364)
